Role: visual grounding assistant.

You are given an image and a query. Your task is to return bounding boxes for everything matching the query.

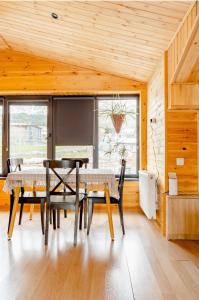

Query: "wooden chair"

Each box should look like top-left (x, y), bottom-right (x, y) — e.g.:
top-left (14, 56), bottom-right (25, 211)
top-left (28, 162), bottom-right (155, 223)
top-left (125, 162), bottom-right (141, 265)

top-left (7, 158), bottom-right (46, 234)
top-left (43, 159), bottom-right (85, 246)
top-left (87, 159), bottom-right (126, 237)
top-left (62, 158), bottom-right (89, 227)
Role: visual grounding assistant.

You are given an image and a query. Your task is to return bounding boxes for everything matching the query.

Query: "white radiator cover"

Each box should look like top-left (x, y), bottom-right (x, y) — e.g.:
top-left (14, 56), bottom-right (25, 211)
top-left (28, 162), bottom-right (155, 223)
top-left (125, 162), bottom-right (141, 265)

top-left (139, 170), bottom-right (157, 219)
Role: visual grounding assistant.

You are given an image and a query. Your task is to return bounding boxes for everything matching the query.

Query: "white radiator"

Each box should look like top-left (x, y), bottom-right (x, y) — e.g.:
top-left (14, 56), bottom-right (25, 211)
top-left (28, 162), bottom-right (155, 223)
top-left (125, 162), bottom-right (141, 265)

top-left (139, 170), bottom-right (157, 219)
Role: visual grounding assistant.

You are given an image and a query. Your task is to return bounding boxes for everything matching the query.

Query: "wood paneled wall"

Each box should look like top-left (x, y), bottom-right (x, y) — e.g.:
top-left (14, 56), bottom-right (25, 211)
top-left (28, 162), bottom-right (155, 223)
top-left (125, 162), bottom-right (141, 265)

top-left (0, 49), bottom-right (146, 95)
top-left (167, 111), bottom-right (198, 193)
top-left (147, 57), bottom-right (166, 230)
top-left (0, 49), bottom-right (147, 212)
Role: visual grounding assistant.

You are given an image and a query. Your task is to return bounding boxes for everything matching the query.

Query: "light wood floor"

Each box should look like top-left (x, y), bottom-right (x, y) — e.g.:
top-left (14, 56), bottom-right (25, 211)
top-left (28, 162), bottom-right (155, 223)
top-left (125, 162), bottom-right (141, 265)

top-left (0, 211), bottom-right (199, 300)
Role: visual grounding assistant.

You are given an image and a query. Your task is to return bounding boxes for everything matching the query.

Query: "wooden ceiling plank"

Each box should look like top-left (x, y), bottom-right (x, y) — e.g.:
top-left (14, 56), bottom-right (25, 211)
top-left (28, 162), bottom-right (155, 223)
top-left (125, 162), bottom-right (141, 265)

top-left (2, 26), bottom-right (157, 70)
top-left (0, 14), bottom-right (163, 58)
top-left (0, 14), bottom-right (162, 57)
top-left (3, 32), bottom-right (155, 70)
top-left (43, 1), bottom-right (178, 34)
top-left (0, 5), bottom-right (171, 49)
top-left (118, 1), bottom-right (191, 19)
top-left (1, 1), bottom-right (178, 36)
top-left (0, 15), bottom-right (168, 51)
top-left (88, 1), bottom-right (183, 24)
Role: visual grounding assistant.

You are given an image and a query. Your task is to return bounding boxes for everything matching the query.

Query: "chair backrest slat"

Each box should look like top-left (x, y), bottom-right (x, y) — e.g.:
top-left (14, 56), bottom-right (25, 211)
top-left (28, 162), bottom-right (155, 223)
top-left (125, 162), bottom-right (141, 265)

top-left (7, 158), bottom-right (23, 173)
top-left (43, 160), bottom-right (82, 203)
top-left (62, 158), bottom-right (89, 169)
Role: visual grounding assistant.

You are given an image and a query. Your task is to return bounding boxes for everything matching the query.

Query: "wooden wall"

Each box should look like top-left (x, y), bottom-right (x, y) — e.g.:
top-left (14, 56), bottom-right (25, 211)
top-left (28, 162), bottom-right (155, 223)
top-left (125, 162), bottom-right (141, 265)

top-left (167, 111), bottom-right (198, 193)
top-left (0, 49), bottom-right (145, 95)
top-left (147, 57), bottom-right (166, 230)
top-left (0, 49), bottom-right (147, 212)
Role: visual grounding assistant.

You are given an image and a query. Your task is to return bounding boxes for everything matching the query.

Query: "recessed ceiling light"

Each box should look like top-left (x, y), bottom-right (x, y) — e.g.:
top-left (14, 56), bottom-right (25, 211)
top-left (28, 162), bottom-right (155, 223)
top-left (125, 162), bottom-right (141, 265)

top-left (51, 12), bottom-right (58, 19)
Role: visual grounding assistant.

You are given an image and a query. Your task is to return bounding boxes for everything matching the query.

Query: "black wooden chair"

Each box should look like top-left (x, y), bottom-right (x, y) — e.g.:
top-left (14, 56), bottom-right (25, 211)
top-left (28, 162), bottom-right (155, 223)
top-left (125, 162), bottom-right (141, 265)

top-left (7, 158), bottom-right (46, 234)
top-left (62, 158), bottom-right (89, 227)
top-left (43, 159), bottom-right (85, 246)
top-left (87, 159), bottom-right (126, 235)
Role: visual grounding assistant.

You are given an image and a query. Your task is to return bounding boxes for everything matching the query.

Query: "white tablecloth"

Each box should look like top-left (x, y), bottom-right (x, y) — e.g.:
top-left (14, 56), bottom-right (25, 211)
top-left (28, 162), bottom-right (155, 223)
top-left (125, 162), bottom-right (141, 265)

top-left (3, 168), bottom-right (119, 199)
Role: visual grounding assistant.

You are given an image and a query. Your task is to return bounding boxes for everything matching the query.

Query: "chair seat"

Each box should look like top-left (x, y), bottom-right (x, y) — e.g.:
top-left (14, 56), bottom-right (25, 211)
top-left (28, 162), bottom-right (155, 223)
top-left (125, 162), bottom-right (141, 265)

top-left (50, 194), bottom-right (85, 204)
top-left (19, 191), bottom-right (46, 203)
top-left (87, 191), bottom-right (119, 203)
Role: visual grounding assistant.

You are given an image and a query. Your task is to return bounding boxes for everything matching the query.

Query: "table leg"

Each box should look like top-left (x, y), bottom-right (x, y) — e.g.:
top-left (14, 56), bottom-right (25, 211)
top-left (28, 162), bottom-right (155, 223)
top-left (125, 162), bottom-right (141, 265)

top-left (8, 186), bottom-right (20, 240)
top-left (105, 183), bottom-right (114, 241)
top-left (29, 204), bottom-right (34, 220)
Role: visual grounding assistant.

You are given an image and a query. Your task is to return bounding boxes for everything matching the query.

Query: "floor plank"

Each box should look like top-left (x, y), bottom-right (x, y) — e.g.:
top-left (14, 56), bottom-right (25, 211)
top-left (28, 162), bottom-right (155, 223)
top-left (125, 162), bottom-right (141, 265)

top-left (0, 211), bottom-right (198, 300)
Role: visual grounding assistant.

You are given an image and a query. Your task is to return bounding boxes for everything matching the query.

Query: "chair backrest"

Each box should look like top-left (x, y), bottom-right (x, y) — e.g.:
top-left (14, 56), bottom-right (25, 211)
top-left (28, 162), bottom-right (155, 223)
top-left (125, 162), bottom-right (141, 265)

top-left (7, 158), bottom-right (23, 173)
top-left (43, 159), bottom-right (83, 203)
top-left (118, 159), bottom-right (126, 203)
top-left (62, 157), bottom-right (89, 169)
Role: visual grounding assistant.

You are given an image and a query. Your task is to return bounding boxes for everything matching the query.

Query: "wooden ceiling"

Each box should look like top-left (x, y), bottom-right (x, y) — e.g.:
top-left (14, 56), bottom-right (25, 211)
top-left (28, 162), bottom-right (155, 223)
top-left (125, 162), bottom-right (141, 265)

top-left (0, 1), bottom-right (192, 82)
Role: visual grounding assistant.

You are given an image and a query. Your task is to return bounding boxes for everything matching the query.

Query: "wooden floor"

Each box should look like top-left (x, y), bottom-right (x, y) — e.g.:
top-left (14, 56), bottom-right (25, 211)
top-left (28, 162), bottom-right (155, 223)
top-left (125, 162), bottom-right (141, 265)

top-left (0, 211), bottom-right (199, 300)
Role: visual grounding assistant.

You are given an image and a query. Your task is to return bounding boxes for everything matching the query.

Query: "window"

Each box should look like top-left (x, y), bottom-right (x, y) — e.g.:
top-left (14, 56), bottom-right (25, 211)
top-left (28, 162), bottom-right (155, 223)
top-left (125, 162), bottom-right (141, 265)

top-left (97, 97), bottom-right (139, 177)
top-left (0, 96), bottom-right (139, 177)
top-left (9, 104), bottom-right (48, 169)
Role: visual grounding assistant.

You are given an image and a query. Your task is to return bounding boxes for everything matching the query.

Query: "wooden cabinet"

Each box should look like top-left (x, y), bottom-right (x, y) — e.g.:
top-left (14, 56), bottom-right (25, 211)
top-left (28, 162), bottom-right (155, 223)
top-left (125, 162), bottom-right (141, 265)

top-left (166, 194), bottom-right (199, 240)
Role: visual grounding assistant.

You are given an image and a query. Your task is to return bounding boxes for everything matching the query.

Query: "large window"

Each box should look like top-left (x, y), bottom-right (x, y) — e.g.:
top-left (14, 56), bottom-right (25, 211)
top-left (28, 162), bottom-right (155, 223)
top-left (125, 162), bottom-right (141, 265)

top-left (9, 104), bottom-right (48, 169)
top-left (0, 96), bottom-right (139, 177)
top-left (98, 97), bottom-right (139, 176)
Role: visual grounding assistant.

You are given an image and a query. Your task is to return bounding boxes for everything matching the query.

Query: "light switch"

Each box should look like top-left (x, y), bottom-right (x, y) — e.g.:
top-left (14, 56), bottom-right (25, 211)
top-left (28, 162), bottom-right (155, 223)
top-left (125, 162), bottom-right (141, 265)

top-left (176, 158), bottom-right (184, 166)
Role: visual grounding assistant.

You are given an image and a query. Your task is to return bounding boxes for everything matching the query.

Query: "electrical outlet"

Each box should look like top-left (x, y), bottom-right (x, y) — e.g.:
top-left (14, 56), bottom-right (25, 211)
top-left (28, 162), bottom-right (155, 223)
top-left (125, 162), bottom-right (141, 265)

top-left (176, 158), bottom-right (184, 166)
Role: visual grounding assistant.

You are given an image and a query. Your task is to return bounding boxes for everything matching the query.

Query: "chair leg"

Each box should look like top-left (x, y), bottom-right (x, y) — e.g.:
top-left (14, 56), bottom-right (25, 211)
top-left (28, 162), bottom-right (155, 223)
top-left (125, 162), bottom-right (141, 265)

top-left (40, 201), bottom-right (45, 235)
top-left (64, 210), bottom-right (67, 218)
top-left (79, 201), bottom-right (83, 230)
top-left (74, 206), bottom-right (79, 246)
top-left (18, 202), bottom-right (24, 225)
top-left (118, 204), bottom-right (125, 235)
top-left (84, 196), bottom-right (87, 229)
top-left (105, 184), bottom-right (114, 241)
top-left (45, 204), bottom-right (50, 246)
top-left (8, 195), bottom-right (14, 233)
top-left (53, 209), bottom-right (56, 230)
top-left (87, 200), bottom-right (93, 235)
top-left (50, 208), bottom-right (52, 224)
top-left (57, 209), bottom-right (60, 229)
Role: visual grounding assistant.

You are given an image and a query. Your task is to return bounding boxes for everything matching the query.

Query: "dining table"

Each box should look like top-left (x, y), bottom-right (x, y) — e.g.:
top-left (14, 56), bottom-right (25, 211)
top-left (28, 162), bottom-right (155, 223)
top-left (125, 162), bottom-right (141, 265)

top-left (3, 168), bottom-right (119, 240)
